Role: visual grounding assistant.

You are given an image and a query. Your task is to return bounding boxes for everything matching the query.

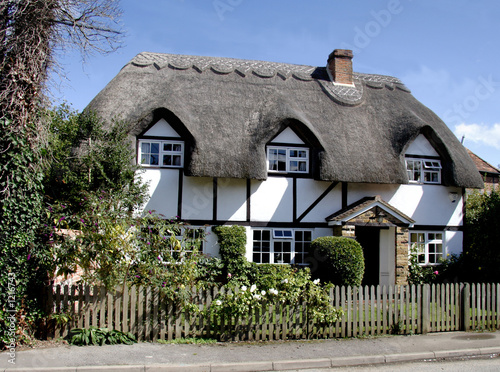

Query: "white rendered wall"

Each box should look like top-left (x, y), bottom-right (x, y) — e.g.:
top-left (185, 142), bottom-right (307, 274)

top-left (347, 183), bottom-right (464, 227)
top-left (217, 178), bottom-right (247, 221)
top-left (203, 226), bottom-right (219, 257)
top-left (405, 134), bottom-right (439, 156)
top-left (143, 119), bottom-right (180, 137)
top-left (182, 176), bottom-right (213, 220)
top-left (271, 127), bottom-right (305, 144)
top-left (140, 169), bottom-right (179, 218)
top-left (445, 231), bottom-right (463, 257)
top-left (297, 179), bottom-right (342, 223)
top-left (250, 178), bottom-right (293, 222)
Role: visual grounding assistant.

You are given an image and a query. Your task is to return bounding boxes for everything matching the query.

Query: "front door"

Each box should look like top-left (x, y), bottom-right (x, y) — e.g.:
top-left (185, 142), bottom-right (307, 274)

top-left (356, 226), bottom-right (380, 286)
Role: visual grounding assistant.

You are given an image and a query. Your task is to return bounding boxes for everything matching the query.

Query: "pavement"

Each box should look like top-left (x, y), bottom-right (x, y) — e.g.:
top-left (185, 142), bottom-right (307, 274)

top-left (2, 331), bottom-right (500, 372)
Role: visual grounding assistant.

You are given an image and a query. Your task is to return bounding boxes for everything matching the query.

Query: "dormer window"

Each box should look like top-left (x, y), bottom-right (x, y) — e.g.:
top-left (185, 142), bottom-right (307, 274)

top-left (406, 157), bottom-right (441, 184)
top-left (267, 146), bottom-right (309, 174)
top-left (404, 134), bottom-right (442, 185)
top-left (139, 140), bottom-right (184, 168)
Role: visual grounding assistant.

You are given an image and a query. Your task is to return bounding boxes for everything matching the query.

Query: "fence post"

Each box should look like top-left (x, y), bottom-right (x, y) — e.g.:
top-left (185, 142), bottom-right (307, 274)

top-left (462, 283), bottom-right (471, 331)
top-left (421, 284), bottom-right (430, 334)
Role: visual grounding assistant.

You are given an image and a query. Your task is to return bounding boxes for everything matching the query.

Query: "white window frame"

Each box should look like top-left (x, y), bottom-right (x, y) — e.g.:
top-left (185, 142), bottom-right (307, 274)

top-left (267, 146), bottom-right (309, 174)
top-left (409, 231), bottom-right (444, 266)
top-left (162, 227), bottom-right (205, 263)
top-left (138, 140), bottom-right (184, 168)
top-left (252, 229), bottom-right (312, 265)
top-left (406, 157), bottom-right (441, 184)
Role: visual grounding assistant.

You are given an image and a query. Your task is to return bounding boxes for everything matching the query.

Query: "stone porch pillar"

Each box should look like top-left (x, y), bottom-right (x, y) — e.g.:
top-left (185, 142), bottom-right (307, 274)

top-left (395, 227), bottom-right (409, 285)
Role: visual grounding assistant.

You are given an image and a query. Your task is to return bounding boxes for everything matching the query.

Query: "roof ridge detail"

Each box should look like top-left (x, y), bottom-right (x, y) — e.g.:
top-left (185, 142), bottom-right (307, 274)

top-left (129, 52), bottom-right (410, 90)
top-left (126, 52), bottom-right (412, 107)
top-left (130, 52), bottom-right (317, 80)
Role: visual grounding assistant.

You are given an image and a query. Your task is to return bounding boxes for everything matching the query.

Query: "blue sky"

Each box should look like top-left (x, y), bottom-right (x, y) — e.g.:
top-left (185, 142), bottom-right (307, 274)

top-left (53, 0), bottom-right (500, 169)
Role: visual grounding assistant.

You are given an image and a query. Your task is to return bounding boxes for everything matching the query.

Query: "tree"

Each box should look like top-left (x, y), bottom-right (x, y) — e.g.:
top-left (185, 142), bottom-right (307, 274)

top-left (464, 189), bottom-right (500, 282)
top-left (0, 0), bottom-right (122, 347)
top-left (43, 105), bottom-right (146, 213)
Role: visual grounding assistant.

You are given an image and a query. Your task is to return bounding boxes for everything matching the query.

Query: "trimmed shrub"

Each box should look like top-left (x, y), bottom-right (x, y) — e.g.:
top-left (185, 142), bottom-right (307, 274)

top-left (212, 225), bottom-right (249, 281)
top-left (309, 236), bottom-right (365, 286)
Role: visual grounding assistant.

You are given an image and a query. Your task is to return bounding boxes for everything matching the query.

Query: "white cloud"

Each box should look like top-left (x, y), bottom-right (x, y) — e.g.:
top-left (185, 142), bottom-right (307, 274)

top-left (454, 123), bottom-right (500, 149)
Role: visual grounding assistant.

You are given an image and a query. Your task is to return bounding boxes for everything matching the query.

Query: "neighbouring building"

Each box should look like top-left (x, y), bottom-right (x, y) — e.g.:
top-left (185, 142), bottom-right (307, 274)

top-left (87, 49), bottom-right (483, 285)
top-left (466, 149), bottom-right (500, 191)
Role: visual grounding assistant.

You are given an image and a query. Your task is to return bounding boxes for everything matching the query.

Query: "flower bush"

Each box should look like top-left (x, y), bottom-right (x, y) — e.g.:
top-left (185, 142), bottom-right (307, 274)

top-left (205, 266), bottom-right (343, 339)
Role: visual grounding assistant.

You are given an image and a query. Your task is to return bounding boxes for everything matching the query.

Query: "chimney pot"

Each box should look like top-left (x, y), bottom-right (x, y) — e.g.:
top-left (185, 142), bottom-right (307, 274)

top-left (327, 49), bottom-right (354, 85)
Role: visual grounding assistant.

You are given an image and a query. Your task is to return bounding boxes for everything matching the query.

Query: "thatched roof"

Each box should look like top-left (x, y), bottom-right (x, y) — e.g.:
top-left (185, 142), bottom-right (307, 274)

top-left (87, 52), bottom-right (483, 188)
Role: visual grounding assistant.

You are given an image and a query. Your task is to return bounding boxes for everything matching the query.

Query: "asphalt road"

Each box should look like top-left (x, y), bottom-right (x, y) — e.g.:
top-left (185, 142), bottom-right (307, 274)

top-left (286, 355), bottom-right (500, 371)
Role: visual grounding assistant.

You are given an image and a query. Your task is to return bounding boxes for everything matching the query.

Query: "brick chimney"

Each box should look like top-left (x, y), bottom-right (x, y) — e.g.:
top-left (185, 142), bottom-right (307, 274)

top-left (327, 49), bottom-right (354, 85)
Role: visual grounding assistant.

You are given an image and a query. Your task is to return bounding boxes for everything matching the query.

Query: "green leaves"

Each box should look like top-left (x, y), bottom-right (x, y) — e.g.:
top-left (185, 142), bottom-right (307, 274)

top-left (0, 117), bottom-right (47, 348)
top-left (69, 327), bottom-right (136, 346)
top-left (464, 189), bottom-right (500, 282)
top-left (309, 237), bottom-right (365, 287)
top-left (213, 225), bottom-right (248, 282)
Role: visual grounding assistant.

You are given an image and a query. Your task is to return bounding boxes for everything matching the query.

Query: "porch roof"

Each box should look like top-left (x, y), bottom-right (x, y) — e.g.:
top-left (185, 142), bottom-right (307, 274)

top-left (326, 195), bottom-right (415, 227)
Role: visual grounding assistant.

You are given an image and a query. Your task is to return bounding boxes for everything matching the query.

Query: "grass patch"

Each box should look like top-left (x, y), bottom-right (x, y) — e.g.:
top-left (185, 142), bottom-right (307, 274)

top-left (156, 337), bottom-right (218, 345)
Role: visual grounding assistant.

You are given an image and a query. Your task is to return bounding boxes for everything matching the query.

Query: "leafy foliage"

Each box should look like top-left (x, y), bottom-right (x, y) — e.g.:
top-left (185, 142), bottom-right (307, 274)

top-left (69, 327), bottom-right (136, 346)
top-left (408, 243), bottom-right (467, 285)
top-left (46, 192), bottom-right (206, 291)
top-left (463, 189), bottom-right (500, 282)
top-left (0, 118), bottom-right (50, 348)
top-left (206, 268), bottom-right (343, 340)
top-left (43, 105), bottom-right (147, 215)
top-left (212, 225), bottom-right (250, 282)
top-left (0, 0), bottom-right (122, 349)
top-left (408, 245), bottom-right (440, 284)
top-left (309, 236), bottom-right (365, 287)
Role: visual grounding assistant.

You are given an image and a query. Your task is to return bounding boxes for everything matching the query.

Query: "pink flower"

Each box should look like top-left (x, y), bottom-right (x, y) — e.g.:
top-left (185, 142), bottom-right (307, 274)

top-left (433, 271), bottom-right (439, 275)
top-left (227, 273), bottom-right (232, 278)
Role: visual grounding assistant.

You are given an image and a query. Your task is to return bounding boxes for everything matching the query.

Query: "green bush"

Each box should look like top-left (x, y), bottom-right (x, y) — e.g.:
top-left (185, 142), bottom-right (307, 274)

top-left (309, 236), bottom-right (365, 287)
top-left (212, 225), bottom-right (249, 281)
top-left (464, 189), bottom-right (500, 282)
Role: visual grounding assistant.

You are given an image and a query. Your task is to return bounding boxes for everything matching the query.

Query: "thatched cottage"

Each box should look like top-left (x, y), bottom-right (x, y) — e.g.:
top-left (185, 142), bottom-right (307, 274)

top-left (88, 49), bottom-right (483, 285)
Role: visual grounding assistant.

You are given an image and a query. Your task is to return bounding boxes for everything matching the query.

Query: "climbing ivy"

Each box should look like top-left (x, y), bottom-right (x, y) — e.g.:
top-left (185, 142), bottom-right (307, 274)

top-left (0, 117), bottom-right (50, 347)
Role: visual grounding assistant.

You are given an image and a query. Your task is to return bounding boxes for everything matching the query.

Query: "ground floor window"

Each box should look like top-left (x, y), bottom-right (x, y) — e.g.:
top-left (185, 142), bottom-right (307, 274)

top-left (166, 227), bottom-right (205, 260)
top-left (409, 231), bottom-right (443, 265)
top-left (252, 229), bottom-right (312, 265)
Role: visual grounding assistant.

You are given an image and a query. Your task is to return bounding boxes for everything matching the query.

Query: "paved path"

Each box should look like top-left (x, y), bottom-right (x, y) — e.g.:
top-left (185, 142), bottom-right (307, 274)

top-left (3, 331), bottom-right (500, 371)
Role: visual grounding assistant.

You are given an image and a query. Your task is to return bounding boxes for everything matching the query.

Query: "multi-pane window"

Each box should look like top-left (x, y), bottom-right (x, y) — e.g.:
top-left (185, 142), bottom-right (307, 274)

top-left (253, 230), bottom-right (271, 264)
top-left (294, 231), bottom-right (312, 266)
top-left (409, 232), bottom-right (443, 265)
top-left (406, 158), bottom-right (441, 184)
top-left (253, 229), bottom-right (311, 265)
top-left (165, 227), bottom-right (205, 261)
top-left (139, 140), bottom-right (184, 168)
top-left (267, 147), bottom-right (309, 174)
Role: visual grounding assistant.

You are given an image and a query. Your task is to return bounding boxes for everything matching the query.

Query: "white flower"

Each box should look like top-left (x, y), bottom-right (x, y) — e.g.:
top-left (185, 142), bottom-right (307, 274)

top-left (313, 279), bottom-right (320, 285)
top-left (269, 289), bottom-right (278, 295)
top-left (261, 290), bottom-right (266, 296)
top-left (215, 300), bottom-right (222, 306)
top-left (250, 284), bottom-right (257, 292)
top-left (281, 279), bottom-right (288, 284)
top-left (241, 285), bottom-right (247, 291)
top-left (253, 294), bottom-right (261, 300)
